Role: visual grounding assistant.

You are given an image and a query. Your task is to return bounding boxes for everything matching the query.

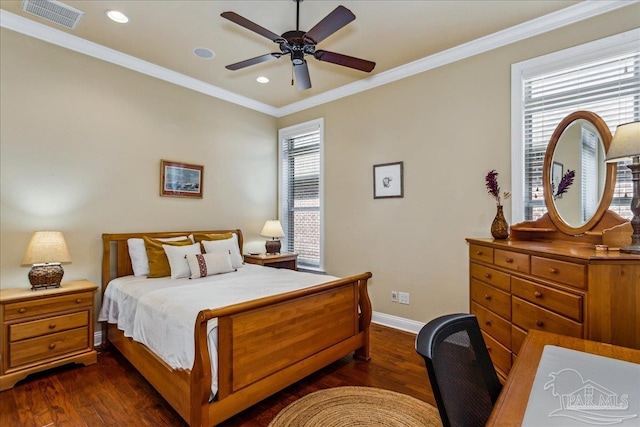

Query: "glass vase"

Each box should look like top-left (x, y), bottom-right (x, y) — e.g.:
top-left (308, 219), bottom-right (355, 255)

top-left (491, 205), bottom-right (509, 239)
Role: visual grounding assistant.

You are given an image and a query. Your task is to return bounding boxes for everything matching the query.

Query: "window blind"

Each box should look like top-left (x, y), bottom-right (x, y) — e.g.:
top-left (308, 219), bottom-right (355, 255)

top-left (523, 51), bottom-right (640, 221)
top-left (280, 128), bottom-right (321, 268)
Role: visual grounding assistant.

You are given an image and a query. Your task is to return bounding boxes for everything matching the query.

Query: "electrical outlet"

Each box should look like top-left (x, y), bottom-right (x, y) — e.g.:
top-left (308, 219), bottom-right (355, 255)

top-left (391, 291), bottom-right (398, 302)
top-left (399, 292), bottom-right (410, 305)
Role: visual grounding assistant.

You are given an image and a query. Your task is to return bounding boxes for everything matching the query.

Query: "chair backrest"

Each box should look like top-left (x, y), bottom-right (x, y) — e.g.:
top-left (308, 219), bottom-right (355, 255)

top-left (415, 313), bottom-right (502, 427)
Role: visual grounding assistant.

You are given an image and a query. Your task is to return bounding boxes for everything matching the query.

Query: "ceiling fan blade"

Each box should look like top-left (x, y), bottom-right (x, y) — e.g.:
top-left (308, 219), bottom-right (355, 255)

top-left (221, 11), bottom-right (285, 43)
top-left (294, 61), bottom-right (312, 90)
top-left (304, 5), bottom-right (355, 45)
top-left (314, 50), bottom-right (375, 72)
top-left (226, 53), bottom-right (282, 71)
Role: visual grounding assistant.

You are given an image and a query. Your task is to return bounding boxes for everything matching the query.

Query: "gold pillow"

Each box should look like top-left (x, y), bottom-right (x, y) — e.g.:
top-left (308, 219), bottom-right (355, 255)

top-left (192, 232), bottom-right (233, 243)
top-left (144, 237), bottom-right (193, 278)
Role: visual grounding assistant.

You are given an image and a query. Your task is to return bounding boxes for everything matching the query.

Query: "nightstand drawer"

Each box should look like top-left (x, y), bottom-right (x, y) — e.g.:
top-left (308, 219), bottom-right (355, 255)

top-left (494, 250), bottom-right (530, 274)
top-left (470, 263), bottom-right (510, 292)
top-left (9, 311), bottom-right (89, 342)
top-left (531, 257), bottom-right (586, 289)
top-left (470, 279), bottom-right (511, 320)
top-left (4, 291), bottom-right (94, 320)
top-left (9, 328), bottom-right (88, 368)
top-left (512, 297), bottom-right (583, 338)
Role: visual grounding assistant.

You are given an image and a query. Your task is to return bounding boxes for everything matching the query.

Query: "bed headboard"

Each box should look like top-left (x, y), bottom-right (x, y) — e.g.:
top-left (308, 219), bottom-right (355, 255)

top-left (101, 229), bottom-right (243, 292)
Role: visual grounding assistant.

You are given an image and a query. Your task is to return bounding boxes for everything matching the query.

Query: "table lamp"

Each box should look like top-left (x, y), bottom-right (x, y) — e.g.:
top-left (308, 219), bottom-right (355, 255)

top-left (21, 231), bottom-right (72, 290)
top-left (261, 220), bottom-right (285, 254)
top-left (605, 121), bottom-right (640, 254)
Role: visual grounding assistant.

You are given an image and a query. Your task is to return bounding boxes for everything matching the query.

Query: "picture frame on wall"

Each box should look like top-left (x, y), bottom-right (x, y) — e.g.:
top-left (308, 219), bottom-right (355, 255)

top-left (160, 160), bottom-right (203, 198)
top-left (373, 161), bottom-right (404, 199)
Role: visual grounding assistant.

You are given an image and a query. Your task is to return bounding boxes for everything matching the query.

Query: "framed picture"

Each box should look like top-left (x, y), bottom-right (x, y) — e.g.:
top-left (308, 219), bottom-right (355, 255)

top-left (552, 161), bottom-right (563, 199)
top-left (373, 161), bottom-right (404, 199)
top-left (160, 160), bottom-right (203, 198)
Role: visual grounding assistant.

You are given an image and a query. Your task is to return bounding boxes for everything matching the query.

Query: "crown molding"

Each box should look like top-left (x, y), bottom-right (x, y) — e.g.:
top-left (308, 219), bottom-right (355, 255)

top-left (2, 1), bottom-right (637, 118)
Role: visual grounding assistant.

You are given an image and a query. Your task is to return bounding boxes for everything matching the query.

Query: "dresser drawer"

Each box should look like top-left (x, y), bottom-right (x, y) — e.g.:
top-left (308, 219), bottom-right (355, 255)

top-left (470, 263), bottom-right (510, 292)
top-left (470, 279), bottom-right (511, 320)
top-left (531, 257), bottom-right (586, 289)
top-left (511, 325), bottom-right (527, 355)
top-left (9, 328), bottom-right (88, 369)
top-left (9, 311), bottom-right (89, 342)
top-left (481, 331), bottom-right (511, 376)
top-left (495, 250), bottom-right (530, 274)
top-left (512, 297), bottom-right (583, 338)
top-left (471, 302), bottom-right (511, 349)
top-left (3, 292), bottom-right (94, 321)
top-left (469, 244), bottom-right (493, 264)
top-left (511, 277), bottom-right (583, 322)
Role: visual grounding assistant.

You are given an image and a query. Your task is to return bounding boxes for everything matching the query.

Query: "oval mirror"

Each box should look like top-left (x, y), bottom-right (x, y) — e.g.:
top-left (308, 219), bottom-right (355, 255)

top-left (543, 111), bottom-right (617, 235)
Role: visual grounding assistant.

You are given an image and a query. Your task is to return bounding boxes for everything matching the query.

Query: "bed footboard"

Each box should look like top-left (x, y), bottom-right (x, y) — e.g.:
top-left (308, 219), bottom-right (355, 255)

top-left (191, 272), bottom-right (372, 426)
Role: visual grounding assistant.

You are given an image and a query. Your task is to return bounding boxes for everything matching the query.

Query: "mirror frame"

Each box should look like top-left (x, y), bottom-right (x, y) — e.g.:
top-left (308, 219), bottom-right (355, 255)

top-left (543, 111), bottom-right (616, 235)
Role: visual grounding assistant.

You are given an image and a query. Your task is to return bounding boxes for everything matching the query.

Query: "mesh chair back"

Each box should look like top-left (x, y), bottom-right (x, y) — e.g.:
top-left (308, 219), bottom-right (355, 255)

top-left (415, 313), bottom-right (502, 427)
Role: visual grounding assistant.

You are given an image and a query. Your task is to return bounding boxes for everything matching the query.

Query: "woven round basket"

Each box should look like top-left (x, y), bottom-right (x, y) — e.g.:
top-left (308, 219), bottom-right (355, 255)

top-left (268, 386), bottom-right (442, 427)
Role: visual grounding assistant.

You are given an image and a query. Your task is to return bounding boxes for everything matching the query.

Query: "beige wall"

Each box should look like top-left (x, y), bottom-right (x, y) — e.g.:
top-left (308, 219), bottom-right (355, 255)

top-left (0, 29), bottom-right (278, 299)
top-left (277, 6), bottom-right (640, 323)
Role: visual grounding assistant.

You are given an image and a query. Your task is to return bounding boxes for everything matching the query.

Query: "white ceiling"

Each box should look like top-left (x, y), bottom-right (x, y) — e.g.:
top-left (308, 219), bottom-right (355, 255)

top-left (0, 1), bottom-right (634, 116)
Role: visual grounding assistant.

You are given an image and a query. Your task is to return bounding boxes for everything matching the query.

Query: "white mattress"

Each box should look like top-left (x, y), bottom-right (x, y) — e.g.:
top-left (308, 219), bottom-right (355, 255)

top-left (98, 264), bottom-right (338, 396)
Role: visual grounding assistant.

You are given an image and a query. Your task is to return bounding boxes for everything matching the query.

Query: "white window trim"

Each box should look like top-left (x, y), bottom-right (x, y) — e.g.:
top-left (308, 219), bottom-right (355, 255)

top-left (510, 28), bottom-right (640, 223)
top-left (278, 118), bottom-right (325, 272)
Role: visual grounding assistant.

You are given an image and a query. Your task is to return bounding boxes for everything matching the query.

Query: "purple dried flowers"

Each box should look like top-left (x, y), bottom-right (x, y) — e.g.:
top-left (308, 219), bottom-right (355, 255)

top-left (485, 170), bottom-right (511, 206)
top-left (554, 169), bottom-right (575, 199)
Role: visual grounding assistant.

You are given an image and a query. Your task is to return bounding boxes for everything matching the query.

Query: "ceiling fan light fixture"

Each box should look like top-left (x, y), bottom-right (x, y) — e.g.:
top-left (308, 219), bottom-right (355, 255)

top-left (106, 10), bottom-right (128, 24)
top-left (256, 76), bottom-right (270, 84)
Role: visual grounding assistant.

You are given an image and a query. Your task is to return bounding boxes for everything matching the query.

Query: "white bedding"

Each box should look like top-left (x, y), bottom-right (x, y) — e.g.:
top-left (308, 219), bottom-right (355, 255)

top-left (98, 264), bottom-right (338, 395)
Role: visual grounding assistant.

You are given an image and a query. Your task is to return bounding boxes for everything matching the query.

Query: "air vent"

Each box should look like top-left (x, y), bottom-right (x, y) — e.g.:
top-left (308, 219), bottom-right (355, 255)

top-left (21, 0), bottom-right (85, 29)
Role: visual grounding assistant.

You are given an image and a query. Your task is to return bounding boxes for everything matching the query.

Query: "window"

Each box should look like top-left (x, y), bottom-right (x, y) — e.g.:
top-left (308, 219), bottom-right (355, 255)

top-left (511, 29), bottom-right (640, 223)
top-left (278, 119), bottom-right (324, 271)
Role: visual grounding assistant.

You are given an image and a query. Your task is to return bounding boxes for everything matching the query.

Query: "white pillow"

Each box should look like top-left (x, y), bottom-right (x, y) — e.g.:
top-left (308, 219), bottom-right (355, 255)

top-left (186, 251), bottom-right (235, 278)
top-left (128, 235), bottom-right (193, 276)
top-left (163, 242), bottom-right (202, 279)
top-left (201, 234), bottom-right (244, 269)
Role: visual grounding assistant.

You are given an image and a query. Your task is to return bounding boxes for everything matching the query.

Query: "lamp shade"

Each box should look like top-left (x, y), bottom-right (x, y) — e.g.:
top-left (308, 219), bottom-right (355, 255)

top-left (605, 121), bottom-right (640, 162)
top-left (260, 220), bottom-right (285, 239)
top-left (22, 231), bottom-right (72, 265)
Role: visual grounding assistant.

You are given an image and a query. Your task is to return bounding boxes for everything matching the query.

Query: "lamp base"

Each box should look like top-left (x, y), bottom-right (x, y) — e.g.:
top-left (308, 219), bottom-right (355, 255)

top-left (265, 239), bottom-right (281, 255)
top-left (28, 263), bottom-right (63, 290)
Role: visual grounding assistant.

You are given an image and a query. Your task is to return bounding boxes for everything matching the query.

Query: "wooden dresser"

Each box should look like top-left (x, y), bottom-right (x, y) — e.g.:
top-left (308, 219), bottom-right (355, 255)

top-left (466, 238), bottom-right (640, 381)
top-left (0, 280), bottom-right (98, 390)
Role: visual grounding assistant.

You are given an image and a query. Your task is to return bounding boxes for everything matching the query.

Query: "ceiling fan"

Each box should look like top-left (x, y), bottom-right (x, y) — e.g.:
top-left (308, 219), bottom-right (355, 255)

top-left (221, 0), bottom-right (376, 90)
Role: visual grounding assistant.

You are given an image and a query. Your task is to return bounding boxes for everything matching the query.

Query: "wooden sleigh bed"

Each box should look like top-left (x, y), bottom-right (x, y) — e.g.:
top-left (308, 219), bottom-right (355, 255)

top-left (101, 229), bottom-right (372, 426)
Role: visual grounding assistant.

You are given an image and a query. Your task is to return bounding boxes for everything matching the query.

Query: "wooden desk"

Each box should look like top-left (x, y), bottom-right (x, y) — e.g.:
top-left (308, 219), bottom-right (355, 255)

top-left (487, 330), bottom-right (640, 426)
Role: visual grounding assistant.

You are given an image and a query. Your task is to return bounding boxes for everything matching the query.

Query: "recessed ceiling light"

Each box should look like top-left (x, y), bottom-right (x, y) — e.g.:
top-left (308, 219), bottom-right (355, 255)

top-left (193, 48), bottom-right (215, 59)
top-left (256, 76), bottom-right (270, 84)
top-left (106, 10), bottom-right (129, 23)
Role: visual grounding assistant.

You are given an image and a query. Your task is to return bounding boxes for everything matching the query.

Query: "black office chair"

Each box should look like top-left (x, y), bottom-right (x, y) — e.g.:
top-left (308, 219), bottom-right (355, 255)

top-left (415, 313), bottom-right (502, 427)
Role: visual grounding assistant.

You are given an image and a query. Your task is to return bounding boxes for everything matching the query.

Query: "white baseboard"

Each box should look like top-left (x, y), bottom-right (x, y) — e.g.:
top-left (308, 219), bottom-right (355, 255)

top-left (372, 311), bottom-right (425, 335)
top-left (94, 312), bottom-right (425, 347)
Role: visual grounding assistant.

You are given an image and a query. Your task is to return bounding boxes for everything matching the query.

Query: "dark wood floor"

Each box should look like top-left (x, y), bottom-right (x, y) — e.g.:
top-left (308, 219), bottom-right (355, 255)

top-left (0, 324), bottom-right (435, 426)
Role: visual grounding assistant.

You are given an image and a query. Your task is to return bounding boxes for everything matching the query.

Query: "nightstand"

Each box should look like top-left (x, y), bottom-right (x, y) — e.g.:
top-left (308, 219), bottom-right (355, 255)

top-left (243, 253), bottom-right (298, 270)
top-left (0, 279), bottom-right (98, 390)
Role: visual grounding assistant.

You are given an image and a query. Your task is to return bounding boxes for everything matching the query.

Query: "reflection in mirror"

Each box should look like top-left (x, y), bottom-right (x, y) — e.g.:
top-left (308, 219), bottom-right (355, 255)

top-left (551, 119), bottom-right (606, 228)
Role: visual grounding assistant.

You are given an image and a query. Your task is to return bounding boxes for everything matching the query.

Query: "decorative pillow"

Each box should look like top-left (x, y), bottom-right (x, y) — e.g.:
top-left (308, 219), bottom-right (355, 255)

top-left (186, 251), bottom-right (235, 278)
top-left (201, 234), bottom-right (243, 268)
top-left (192, 232), bottom-right (233, 243)
top-left (163, 242), bottom-right (202, 279)
top-left (128, 235), bottom-right (192, 276)
top-left (143, 237), bottom-right (193, 278)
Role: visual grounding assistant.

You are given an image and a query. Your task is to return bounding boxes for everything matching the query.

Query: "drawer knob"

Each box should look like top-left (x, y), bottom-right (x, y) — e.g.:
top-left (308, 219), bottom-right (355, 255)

top-left (484, 273), bottom-right (492, 279)
top-left (476, 251), bottom-right (483, 256)
top-left (75, 298), bottom-right (82, 304)
top-left (506, 258), bottom-right (514, 263)
top-left (534, 291), bottom-right (543, 299)
top-left (484, 294), bottom-right (491, 300)
top-left (549, 268), bottom-right (558, 274)
top-left (536, 320), bottom-right (544, 327)
top-left (486, 346), bottom-right (492, 352)
top-left (485, 320), bottom-right (492, 326)
top-left (48, 343), bottom-right (56, 350)
top-left (18, 308), bottom-right (27, 313)
top-left (49, 323), bottom-right (56, 329)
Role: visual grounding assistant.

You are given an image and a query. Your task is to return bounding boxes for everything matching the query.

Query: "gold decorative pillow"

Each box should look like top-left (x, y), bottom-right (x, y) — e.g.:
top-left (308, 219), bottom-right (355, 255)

top-left (143, 237), bottom-right (193, 278)
top-left (192, 232), bottom-right (234, 243)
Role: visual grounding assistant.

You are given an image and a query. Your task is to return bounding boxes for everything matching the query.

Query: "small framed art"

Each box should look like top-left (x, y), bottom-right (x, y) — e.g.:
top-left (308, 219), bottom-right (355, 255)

top-left (373, 161), bottom-right (404, 199)
top-left (160, 160), bottom-right (203, 198)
